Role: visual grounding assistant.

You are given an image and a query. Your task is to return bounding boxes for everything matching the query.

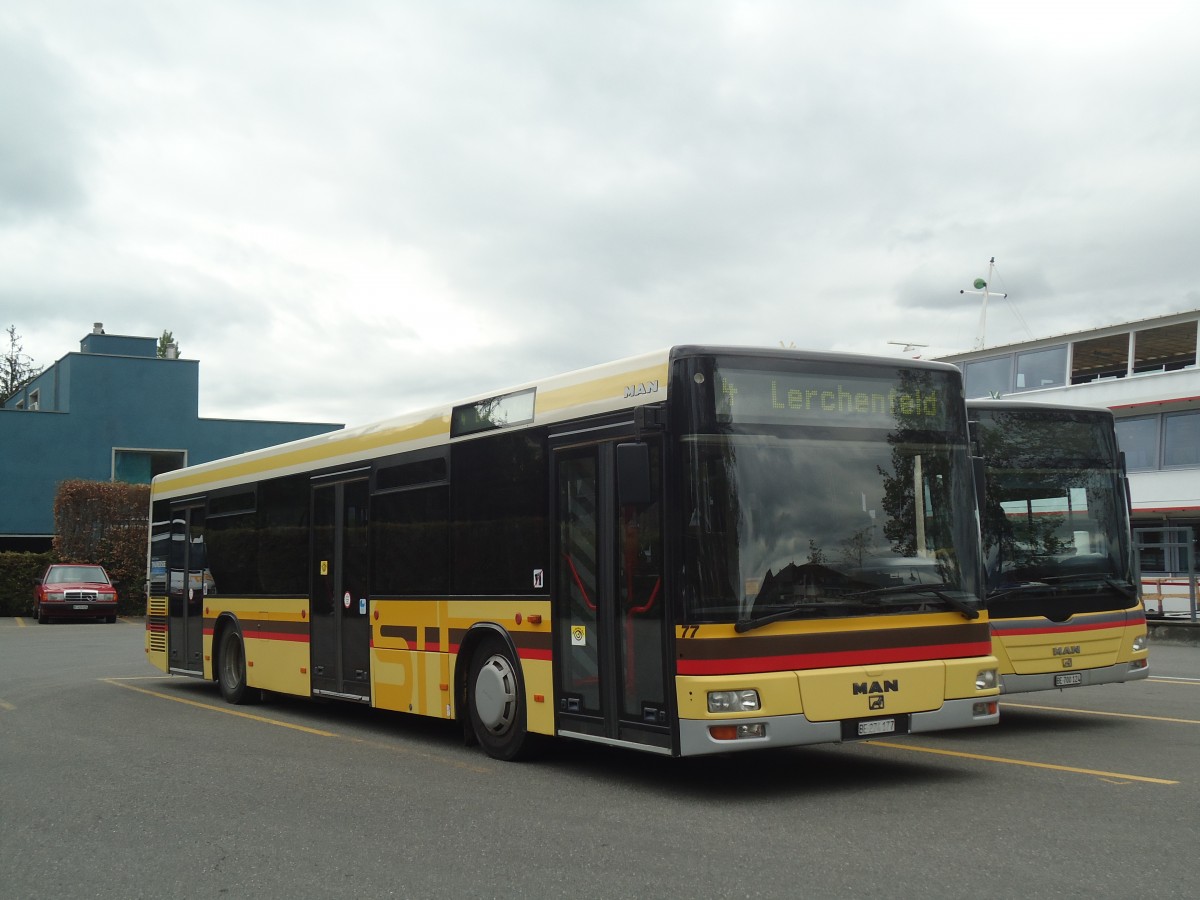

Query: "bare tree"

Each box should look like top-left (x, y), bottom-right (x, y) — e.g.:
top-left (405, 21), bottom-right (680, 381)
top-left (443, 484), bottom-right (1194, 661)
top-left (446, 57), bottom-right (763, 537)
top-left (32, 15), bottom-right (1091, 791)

top-left (2, 325), bottom-right (43, 402)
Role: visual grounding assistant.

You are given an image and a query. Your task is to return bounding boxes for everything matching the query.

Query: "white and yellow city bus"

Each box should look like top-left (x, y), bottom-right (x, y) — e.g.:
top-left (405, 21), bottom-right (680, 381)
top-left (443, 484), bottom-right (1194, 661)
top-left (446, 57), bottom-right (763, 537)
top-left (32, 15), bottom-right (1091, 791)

top-left (145, 346), bottom-right (1000, 759)
top-left (968, 399), bottom-right (1149, 694)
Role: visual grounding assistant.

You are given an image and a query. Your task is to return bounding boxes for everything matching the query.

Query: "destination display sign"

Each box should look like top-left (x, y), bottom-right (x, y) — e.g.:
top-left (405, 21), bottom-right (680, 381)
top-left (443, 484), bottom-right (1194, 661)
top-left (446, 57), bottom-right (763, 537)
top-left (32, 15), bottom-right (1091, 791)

top-left (714, 367), bottom-right (954, 430)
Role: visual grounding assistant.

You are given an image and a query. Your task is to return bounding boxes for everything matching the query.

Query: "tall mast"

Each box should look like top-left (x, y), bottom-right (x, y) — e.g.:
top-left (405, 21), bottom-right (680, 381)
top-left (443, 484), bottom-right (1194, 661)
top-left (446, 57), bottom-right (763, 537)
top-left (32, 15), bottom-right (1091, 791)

top-left (960, 257), bottom-right (1007, 350)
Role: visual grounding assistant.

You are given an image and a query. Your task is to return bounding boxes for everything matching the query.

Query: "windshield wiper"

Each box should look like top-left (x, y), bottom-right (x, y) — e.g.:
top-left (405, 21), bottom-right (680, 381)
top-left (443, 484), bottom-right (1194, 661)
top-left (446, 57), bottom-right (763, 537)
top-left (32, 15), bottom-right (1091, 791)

top-left (734, 600), bottom-right (861, 633)
top-left (1038, 573), bottom-right (1139, 601)
top-left (988, 574), bottom-right (1137, 605)
top-left (845, 583), bottom-right (980, 620)
top-left (987, 581), bottom-right (1052, 603)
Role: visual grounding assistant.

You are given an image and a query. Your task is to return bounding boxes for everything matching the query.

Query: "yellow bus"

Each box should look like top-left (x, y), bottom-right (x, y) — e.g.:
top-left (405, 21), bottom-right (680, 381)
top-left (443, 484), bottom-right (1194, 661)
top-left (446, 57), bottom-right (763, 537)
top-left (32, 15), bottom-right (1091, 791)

top-left (145, 346), bottom-right (1000, 759)
top-left (968, 399), bottom-right (1149, 694)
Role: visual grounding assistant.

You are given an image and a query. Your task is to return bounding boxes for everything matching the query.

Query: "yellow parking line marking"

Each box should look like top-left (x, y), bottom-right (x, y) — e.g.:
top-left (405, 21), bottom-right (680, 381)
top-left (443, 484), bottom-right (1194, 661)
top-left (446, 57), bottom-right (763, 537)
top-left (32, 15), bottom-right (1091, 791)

top-left (0, 698), bottom-right (15, 711)
top-left (15, 617), bottom-right (26, 628)
top-left (101, 677), bottom-right (490, 773)
top-left (868, 740), bottom-right (1178, 784)
top-left (1149, 676), bottom-right (1200, 686)
top-left (1003, 701), bottom-right (1200, 726)
top-left (102, 678), bottom-right (338, 737)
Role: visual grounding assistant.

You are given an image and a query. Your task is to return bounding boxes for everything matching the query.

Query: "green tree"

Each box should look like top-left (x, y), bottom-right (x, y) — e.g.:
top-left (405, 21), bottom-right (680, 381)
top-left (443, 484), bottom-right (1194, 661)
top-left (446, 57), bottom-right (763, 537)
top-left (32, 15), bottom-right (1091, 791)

top-left (2, 324), bottom-right (43, 402)
top-left (157, 330), bottom-right (180, 358)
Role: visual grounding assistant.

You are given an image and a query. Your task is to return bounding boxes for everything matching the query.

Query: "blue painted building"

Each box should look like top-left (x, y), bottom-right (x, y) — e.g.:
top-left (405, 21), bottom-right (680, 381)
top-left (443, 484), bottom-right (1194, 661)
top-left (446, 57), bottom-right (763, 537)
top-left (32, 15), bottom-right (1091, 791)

top-left (1, 324), bottom-right (342, 550)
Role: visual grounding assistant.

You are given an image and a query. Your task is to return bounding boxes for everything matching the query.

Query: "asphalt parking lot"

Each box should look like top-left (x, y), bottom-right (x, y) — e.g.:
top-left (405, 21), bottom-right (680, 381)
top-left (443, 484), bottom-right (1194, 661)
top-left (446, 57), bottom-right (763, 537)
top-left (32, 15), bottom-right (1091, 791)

top-left (1, 617), bottom-right (1197, 899)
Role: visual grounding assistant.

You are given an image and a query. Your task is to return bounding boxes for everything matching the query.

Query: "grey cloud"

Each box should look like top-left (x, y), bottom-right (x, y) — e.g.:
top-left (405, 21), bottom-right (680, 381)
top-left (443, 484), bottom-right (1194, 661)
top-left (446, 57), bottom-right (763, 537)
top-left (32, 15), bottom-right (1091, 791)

top-left (0, 27), bottom-right (88, 222)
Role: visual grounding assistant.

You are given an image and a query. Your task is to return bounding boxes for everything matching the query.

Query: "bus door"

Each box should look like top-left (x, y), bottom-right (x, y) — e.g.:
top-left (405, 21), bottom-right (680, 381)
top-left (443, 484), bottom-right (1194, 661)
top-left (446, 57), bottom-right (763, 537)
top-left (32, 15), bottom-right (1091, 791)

top-left (310, 476), bottom-right (371, 702)
top-left (167, 503), bottom-right (206, 675)
top-left (553, 435), bottom-right (670, 752)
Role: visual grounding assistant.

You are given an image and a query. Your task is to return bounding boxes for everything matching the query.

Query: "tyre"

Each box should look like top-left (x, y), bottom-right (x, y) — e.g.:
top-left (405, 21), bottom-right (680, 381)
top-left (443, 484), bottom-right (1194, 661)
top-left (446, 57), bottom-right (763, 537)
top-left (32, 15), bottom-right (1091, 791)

top-left (36, 604), bottom-right (48, 624)
top-left (467, 635), bottom-right (530, 761)
top-left (217, 627), bottom-right (254, 705)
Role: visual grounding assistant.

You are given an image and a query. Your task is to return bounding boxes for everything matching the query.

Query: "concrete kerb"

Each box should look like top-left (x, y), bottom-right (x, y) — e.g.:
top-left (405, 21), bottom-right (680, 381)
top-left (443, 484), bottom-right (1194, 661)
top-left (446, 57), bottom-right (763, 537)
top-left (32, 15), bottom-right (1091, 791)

top-left (1147, 618), bottom-right (1200, 646)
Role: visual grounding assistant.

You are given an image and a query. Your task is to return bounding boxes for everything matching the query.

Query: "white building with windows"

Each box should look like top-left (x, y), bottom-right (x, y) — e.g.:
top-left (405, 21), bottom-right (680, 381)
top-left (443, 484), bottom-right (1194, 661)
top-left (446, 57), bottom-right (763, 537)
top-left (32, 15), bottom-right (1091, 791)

top-left (938, 309), bottom-right (1200, 614)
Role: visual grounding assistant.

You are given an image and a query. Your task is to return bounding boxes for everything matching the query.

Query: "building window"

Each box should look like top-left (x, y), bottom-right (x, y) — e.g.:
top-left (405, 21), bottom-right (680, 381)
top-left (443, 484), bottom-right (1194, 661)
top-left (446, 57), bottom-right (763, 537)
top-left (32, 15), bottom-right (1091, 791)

top-left (1116, 411), bottom-right (1200, 472)
top-left (963, 355), bottom-right (1012, 399)
top-left (1014, 346), bottom-right (1067, 392)
top-left (1115, 416), bottom-right (1159, 471)
top-left (1164, 411), bottom-right (1200, 467)
top-left (28, 389), bottom-right (39, 411)
top-left (113, 449), bottom-right (187, 484)
top-left (1071, 333), bottom-right (1129, 384)
top-left (1134, 524), bottom-right (1200, 576)
top-left (1134, 529), bottom-right (1167, 573)
top-left (1134, 322), bottom-right (1197, 374)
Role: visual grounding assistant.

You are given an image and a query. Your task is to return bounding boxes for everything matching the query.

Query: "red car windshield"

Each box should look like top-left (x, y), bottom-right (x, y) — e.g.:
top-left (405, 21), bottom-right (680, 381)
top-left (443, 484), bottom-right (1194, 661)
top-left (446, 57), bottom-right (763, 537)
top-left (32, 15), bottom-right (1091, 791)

top-left (47, 566), bottom-right (110, 585)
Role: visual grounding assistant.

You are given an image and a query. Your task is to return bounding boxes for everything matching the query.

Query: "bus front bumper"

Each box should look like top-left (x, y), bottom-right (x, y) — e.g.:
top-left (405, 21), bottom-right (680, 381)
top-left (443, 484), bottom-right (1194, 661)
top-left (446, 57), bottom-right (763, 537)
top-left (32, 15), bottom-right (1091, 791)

top-left (677, 696), bottom-right (999, 757)
top-left (1000, 658), bottom-right (1150, 695)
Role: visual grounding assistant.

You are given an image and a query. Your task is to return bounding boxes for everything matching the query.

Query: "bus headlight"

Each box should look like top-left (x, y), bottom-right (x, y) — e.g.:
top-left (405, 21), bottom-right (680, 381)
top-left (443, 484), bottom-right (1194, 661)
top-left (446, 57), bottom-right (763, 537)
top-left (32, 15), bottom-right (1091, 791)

top-left (975, 669), bottom-right (997, 691)
top-left (1132, 635), bottom-right (1147, 652)
top-left (708, 689), bottom-right (760, 713)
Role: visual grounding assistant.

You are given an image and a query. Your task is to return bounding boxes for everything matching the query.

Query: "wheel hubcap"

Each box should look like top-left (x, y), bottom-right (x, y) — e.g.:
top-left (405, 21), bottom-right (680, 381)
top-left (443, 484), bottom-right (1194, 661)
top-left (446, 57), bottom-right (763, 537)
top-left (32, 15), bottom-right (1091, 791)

top-left (474, 655), bottom-right (517, 733)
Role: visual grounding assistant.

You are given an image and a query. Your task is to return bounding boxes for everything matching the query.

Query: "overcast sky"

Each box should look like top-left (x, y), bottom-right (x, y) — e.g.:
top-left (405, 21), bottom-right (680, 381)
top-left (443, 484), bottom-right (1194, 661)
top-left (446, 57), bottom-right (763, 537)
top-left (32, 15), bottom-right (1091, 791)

top-left (3, 1), bottom-right (1198, 427)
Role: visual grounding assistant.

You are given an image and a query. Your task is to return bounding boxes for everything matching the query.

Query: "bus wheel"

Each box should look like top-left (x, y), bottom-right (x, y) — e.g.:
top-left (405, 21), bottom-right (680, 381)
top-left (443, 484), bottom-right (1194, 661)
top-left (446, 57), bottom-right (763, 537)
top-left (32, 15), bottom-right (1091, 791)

top-left (467, 636), bottom-right (529, 761)
top-left (217, 627), bottom-right (253, 705)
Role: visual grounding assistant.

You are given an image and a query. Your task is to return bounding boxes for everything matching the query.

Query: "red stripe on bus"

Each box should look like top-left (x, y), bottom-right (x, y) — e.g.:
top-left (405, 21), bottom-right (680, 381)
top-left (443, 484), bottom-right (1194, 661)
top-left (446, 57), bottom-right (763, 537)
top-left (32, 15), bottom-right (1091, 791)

top-left (245, 631), bottom-right (310, 643)
top-left (676, 641), bottom-right (993, 676)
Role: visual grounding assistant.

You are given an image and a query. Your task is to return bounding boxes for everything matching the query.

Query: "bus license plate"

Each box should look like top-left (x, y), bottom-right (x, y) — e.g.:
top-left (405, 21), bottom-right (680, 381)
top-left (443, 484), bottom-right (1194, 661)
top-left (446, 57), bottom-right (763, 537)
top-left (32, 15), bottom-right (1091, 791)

top-left (857, 718), bottom-right (896, 737)
top-left (1055, 673), bottom-right (1083, 687)
top-left (73, 604), bottom-right (89, 610)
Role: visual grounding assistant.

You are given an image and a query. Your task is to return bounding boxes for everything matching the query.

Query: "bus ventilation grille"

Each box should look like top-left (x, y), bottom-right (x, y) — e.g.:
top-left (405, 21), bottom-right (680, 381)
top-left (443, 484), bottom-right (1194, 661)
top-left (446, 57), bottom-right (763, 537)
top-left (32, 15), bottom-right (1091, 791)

top-left (147, 597), bottom-right (169, 652)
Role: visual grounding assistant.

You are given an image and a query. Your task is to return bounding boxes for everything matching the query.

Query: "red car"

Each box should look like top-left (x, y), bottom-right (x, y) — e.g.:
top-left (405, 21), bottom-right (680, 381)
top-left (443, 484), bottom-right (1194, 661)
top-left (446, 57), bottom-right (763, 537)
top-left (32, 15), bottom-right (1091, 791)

top-left (33, 564), bottom-right (119, 624)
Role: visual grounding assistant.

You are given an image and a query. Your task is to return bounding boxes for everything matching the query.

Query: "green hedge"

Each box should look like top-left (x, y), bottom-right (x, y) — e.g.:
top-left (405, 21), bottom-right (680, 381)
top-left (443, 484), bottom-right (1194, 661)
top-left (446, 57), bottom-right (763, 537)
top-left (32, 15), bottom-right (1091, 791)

top-left (0, 551), bottom-right (55, 616)
top-left (0, 481), bottom-right (150, 617)
top-left (54, 480), bottom-right (149, 616)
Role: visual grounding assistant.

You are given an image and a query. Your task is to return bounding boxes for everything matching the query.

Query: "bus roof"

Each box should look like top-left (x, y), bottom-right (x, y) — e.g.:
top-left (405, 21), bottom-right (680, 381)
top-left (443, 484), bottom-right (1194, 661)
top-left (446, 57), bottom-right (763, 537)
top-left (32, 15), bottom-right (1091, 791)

top-left (966, 397), bottom-right (1116, 418)
top-left (152, 345), bottom-right (963, 500)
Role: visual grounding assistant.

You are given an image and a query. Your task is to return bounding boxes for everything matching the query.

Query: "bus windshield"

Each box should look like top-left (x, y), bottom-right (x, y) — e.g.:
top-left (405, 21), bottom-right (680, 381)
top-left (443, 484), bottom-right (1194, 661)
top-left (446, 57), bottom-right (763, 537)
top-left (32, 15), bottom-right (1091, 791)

top-left (972, 407), bottom-right (1136, 613)
top-left (679, 359), bottom-right (982, 626)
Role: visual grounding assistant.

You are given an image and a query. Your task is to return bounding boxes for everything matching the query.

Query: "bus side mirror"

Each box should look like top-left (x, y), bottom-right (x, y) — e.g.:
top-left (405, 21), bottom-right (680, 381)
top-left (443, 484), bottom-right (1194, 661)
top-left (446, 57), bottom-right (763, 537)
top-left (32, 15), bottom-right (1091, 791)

top-left (616, 442), bottom-right (653, 506)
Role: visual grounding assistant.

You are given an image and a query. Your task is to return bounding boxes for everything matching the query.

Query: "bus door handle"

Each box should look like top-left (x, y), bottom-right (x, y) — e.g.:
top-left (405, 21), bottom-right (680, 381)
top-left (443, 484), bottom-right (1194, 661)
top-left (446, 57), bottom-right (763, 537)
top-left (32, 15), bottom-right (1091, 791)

top-left (563, 554), bottom-right (596, 611)
top-left (628, 577), bottom-right (661, 615)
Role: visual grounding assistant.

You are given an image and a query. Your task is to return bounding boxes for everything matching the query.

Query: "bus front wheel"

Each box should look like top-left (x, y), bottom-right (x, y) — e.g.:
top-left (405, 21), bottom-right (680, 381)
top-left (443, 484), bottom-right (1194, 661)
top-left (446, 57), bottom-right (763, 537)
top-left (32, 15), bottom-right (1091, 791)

top-left (217, 627), bottom-right (254, 705)
top-left (467, 636), bottom-right (529, 761)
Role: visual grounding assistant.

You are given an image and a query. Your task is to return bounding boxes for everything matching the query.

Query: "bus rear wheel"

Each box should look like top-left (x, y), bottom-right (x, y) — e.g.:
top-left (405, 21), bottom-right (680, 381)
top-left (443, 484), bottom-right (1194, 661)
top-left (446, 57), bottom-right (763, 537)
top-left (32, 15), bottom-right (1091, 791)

top-left (217, 627), bottom-right (254, 705)
top-left (467, 636), bottom-right (529, 761)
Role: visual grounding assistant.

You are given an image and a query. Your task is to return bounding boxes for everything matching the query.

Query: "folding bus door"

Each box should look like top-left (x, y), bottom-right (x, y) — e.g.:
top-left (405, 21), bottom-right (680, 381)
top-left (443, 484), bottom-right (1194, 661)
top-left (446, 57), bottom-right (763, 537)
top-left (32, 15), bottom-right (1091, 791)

top-left (310, 476), bottom-right (371, 702)
top-left (553, 435), bottom-right (670, 753)
top-left (167, 503), bottom-right (206, 675)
